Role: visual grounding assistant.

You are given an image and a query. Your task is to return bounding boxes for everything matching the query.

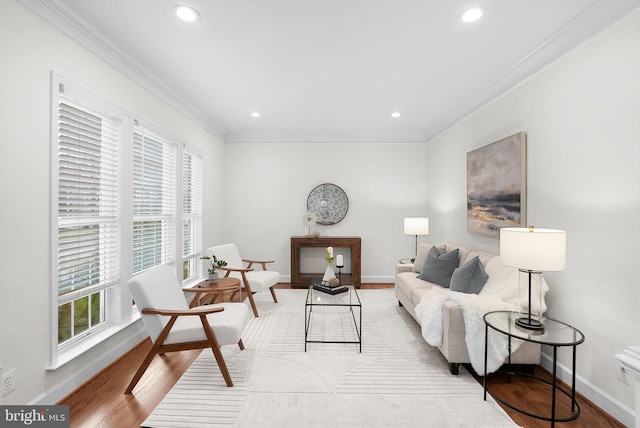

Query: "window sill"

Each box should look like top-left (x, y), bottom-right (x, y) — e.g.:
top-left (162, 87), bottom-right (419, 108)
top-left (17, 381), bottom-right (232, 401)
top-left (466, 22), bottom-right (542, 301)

top-left (47, 277), bottom-right (205, 371)
top-left (47, 312), bottom-right (142, 371)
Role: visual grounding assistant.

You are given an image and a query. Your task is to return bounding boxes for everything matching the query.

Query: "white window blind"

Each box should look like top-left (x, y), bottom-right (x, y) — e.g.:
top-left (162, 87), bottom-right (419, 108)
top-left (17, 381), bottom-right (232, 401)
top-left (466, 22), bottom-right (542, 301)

top-left (53, 84), bottom-right (123, 350)
top-left (132, 124), bottom-right (177, 273)
top-left (51, 76), bottom-right (204, 361)
top-left (182, 147), bottom-right (202, 261)
top-left (57, 99), bottom-right (120, 301)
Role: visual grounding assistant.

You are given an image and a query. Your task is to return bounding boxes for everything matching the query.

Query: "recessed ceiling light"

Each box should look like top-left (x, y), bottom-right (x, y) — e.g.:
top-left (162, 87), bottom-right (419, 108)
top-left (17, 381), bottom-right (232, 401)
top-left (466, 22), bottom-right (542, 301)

top-left (391, 112), bottom-right (401, 118)
top-left (173, 5), bottom-right (200, 22)
top-left (460, 7), bottom-right (484, 23)
top-left (251, 112), bottom-right (261, 118)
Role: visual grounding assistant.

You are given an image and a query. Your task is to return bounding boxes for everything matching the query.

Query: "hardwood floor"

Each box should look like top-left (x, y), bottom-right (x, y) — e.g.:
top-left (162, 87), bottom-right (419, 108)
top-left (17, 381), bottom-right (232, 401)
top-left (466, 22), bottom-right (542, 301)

top-left (59, 283), bottom-right (624, 428)
top-left (472, 368), bottom-right (625, 428)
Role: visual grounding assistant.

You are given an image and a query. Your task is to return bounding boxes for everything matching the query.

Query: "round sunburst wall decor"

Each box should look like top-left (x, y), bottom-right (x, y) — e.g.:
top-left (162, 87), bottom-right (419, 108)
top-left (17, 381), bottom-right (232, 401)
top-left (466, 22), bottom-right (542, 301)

top-left (307, 183), bottom-right (349, 225)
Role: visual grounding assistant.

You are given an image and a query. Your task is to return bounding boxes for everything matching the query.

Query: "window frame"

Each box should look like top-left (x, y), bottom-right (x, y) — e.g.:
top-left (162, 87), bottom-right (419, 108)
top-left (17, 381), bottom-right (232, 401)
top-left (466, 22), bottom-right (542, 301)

top-left (50, 76), bottom-right (127, 364)
top-left (131, 119), bottom-right (179, 275)
top-left (49, 74), bottom-right (203, 368)
top-left (181, 143), bottom-right (203, 283)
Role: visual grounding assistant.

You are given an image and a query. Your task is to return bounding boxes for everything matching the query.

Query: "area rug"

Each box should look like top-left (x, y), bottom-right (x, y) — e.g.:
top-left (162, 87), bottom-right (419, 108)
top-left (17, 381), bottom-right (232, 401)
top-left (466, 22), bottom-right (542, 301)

top-left (143, 288), bottom-right (520, 428)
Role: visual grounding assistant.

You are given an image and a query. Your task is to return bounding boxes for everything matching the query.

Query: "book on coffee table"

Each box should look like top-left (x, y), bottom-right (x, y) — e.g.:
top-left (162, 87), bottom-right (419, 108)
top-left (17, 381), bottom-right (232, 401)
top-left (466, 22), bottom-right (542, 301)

top-left (312, 284), bottom-right (348, 295)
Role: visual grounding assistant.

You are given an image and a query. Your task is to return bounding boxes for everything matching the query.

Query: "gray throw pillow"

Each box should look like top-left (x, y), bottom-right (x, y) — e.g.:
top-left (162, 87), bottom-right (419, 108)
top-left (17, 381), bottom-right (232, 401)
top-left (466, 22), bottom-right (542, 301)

top-left (450, 256), bottom-right (489, 294)
top-left (412, 243), bottom-right (447, 273)
top-left (417, 247), bottom-right (459, 287)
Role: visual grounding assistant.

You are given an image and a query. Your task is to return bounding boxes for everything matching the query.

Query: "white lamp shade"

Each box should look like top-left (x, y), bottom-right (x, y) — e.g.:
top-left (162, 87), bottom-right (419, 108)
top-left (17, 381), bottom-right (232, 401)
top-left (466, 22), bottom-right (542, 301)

top-left (500, 227), bottom-right (566, 271)
top-left (404, 217), bottom-right (429, 235)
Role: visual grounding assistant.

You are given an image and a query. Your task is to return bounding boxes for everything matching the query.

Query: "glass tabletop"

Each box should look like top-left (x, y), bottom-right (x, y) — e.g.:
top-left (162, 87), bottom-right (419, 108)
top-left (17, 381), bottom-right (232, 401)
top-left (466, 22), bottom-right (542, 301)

top-left (306, 284), bottom-right (361, 307)
top-left (484, 311), bottom-right (585, 346)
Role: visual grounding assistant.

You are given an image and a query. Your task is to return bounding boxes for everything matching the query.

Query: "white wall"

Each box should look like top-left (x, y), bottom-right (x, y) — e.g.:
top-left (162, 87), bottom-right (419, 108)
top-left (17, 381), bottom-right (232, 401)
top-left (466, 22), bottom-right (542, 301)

top-left (425, 9), bottom-right (640, 424)
top-left (220, 142), bottom-right (428, 281)
top-left (3, 0), bottom-right (638, 421)
top-left (0, 0), bottom-right (224, 404)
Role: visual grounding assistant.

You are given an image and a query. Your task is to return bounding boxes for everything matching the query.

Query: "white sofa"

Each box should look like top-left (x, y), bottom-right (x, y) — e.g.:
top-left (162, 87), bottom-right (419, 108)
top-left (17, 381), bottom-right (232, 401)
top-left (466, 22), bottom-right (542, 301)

top-left (395, 242), bottom-right (542, 375)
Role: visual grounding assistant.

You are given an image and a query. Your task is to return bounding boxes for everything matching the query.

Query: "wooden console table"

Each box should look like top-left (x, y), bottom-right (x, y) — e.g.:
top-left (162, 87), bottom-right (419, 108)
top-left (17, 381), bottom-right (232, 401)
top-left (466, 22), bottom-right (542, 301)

top-left (290, 236), bottom-right (361, 288)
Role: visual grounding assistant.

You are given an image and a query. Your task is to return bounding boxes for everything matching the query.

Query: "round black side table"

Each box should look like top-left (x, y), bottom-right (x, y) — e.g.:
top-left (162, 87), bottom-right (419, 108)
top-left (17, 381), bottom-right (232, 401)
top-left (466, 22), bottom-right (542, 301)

top-left (483, 311), bottom-right (585, 427)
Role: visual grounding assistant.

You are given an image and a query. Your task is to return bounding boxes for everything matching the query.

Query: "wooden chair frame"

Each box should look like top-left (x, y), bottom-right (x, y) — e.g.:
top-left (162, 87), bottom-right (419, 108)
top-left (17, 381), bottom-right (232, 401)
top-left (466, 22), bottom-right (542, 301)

top-left (220, 258), bottom-right (278, 317)
top-left (125, 289), bottom-right (244, 394)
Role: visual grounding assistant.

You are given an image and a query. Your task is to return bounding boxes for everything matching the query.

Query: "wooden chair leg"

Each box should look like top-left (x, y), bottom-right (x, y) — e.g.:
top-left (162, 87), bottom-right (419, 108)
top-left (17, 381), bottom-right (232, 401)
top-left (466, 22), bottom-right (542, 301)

top-left (126, 318), bottom-right (179, 394)
top-left (246, 292), bottom-right (259, 317)
top-left (211, 344), bottom-right (233, 387)
top-left (238, 339), bottom-right (245, 350)
top-left (125, 347), bottom-right (158, 394)
top-left (269, 287), bottom-right (278, 303)
top-left (200, 315), bottom-right (234, 387)
top-left (240, 273), bottom-right (259, 317)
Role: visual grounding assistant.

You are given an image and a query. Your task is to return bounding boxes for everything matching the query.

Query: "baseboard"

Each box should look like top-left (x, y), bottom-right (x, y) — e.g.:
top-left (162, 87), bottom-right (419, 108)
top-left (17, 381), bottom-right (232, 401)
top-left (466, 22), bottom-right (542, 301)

top-left (540, 351), bottom-right (635, 427)
top-left (29, 326), bottom-right (148, 405)
top-left (362, 275), bottom-right (395, 283)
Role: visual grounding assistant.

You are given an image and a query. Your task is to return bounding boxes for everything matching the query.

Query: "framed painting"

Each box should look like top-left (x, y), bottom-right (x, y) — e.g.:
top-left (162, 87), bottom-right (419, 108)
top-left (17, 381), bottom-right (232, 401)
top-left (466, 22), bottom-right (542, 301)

top-left (467, 132), bottom-right (526, 237)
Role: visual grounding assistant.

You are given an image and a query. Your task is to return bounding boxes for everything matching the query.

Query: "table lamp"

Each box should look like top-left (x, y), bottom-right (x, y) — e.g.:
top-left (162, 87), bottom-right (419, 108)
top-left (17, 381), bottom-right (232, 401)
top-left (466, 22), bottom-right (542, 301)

top-left (500, 226), bottom-right (566, 331)
top-left (404, 217), bottom-right (429, 262)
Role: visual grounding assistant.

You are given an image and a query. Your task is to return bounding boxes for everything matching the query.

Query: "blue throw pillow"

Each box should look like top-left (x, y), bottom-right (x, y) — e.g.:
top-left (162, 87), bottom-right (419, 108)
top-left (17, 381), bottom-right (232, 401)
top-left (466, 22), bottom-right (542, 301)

top-left (417, 247), bottom-right (459, 287)
top-left (449, 256), bottom-right (488, 294)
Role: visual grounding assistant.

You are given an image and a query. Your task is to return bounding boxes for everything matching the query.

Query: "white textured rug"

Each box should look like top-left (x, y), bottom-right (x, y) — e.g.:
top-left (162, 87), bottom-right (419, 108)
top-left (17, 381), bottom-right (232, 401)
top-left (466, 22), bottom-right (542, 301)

top-left (143, 288), bottom-right (519, 428)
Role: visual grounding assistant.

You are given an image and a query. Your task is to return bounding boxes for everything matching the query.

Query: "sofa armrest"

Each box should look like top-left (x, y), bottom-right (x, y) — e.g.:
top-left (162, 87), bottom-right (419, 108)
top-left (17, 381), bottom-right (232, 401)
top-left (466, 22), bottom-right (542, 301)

top-left (439, 300), bottom-right (470, 364)
top-left (442, 300), bottom-right (466, 334)
top-left (396, 263), bottom-right (414, 274)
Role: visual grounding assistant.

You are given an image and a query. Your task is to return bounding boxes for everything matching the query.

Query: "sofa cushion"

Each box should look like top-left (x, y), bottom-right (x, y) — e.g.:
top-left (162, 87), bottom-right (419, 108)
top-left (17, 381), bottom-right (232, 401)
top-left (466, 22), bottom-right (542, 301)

top-left (412, 243), bottom-right (446, 273)
top-left (464, 250), bottom-right (494, 267)
top-left (444, 242), bottom-right (464, 266)
top-left (450, 256), bottom-right (488, 294)
top-left (417, 247), bottom-right (459, 287)
top-left (396, 271), bottom-right (438, 307)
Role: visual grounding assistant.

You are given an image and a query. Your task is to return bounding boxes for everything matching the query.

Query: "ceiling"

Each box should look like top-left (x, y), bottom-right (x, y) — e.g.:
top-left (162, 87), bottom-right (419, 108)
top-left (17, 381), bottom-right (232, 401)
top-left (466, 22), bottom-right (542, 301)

top-left (19, 0), bottom-right (639, 142)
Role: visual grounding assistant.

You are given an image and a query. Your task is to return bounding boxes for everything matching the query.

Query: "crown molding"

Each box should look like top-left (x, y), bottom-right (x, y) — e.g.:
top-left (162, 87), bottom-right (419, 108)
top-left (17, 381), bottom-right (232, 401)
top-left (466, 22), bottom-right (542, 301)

top-left (15, 0), bottom-right (227, 141)
top-left (424, 0), bottom-right (640, 142)
top-left (16, 0), bottom-right (639, 144)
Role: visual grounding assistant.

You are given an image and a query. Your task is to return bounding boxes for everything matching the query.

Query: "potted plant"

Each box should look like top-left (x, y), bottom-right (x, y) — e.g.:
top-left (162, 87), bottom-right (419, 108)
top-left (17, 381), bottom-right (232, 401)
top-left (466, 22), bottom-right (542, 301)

top-left (200, 255), bottom-right (228, 283)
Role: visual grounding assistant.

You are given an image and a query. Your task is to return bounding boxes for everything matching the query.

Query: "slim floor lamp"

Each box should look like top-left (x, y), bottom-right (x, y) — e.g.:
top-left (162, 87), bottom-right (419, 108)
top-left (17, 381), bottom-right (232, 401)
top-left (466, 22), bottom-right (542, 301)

top-left (500, 226), bottom-right (566, 331)
top-left (404, 217), bottom-right (429, 262)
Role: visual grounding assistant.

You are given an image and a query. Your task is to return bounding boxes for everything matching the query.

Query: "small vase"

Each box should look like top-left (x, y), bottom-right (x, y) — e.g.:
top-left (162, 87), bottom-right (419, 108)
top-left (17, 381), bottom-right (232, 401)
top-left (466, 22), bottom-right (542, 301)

top-left (208, 272), bottom-right (219, 283)
top-left (322, 265), bottom-right (336, 284)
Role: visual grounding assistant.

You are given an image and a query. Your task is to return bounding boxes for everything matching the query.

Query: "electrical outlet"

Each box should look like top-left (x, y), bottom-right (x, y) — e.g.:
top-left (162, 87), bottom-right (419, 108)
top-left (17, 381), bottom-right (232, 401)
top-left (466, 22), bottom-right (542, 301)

top-left (617, 366), bottom-right (630, 385)
top-left (2, 368), bottom-right (16, 397)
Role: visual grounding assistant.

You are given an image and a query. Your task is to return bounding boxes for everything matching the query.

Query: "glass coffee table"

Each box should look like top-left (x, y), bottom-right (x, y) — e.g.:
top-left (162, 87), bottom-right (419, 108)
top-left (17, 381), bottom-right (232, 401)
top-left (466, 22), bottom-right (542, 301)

top-left (304, 284), bottom-right (362, 352)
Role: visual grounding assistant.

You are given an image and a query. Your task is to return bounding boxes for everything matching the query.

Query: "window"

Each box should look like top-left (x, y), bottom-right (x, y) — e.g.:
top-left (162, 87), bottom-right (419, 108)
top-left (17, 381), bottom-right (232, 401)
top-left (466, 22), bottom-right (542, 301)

top-left (182, 145), bottom-right (203, 281)
top-left (54, 83), bottom-right (122, 348)
top-left (51, 76), bottom-right (203, 365)
top-left (132, 123), bottom-right (177, 274)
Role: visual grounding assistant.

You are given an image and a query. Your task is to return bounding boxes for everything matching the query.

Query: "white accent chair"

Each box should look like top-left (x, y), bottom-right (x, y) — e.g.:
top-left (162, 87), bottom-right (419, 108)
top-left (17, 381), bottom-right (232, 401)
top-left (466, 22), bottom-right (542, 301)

top-left (206, 243), bottom-right (280, 317)
top-left (125, 264), bottom-right (249, 394)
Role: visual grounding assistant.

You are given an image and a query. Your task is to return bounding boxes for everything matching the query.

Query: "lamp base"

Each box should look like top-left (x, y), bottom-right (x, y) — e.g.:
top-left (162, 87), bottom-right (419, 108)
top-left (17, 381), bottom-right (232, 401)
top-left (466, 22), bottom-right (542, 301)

top-left (515, 316), bottom-right (545, 332)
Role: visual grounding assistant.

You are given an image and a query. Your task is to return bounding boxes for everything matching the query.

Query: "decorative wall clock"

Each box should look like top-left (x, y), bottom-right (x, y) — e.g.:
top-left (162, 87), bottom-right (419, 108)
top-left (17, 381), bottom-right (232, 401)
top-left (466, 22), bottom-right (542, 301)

top-left (307, 183), bottom-right (349, 225)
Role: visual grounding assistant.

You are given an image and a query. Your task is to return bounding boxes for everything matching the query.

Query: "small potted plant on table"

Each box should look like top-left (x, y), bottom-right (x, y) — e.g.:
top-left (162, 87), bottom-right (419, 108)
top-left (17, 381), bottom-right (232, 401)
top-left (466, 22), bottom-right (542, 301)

top-left (200, 255), bottom-right (227, 283)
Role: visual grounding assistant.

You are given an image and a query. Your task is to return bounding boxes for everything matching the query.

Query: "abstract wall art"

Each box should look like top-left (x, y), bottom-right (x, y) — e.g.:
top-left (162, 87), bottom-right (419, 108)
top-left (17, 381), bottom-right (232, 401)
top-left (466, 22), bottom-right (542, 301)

top-left (467, 132), bottom-right (526, 237)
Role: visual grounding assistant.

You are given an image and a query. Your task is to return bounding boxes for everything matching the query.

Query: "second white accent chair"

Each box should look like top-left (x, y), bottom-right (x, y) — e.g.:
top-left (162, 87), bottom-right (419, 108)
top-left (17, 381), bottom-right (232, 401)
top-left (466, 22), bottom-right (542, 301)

top-left (206, 243), bottom-right (280, 317)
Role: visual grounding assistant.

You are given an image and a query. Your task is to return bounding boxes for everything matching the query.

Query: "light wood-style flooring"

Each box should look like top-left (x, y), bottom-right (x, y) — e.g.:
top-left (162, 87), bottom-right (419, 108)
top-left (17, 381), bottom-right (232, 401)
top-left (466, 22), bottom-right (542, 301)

top-left (59, 283), bottom-right (624, 428)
